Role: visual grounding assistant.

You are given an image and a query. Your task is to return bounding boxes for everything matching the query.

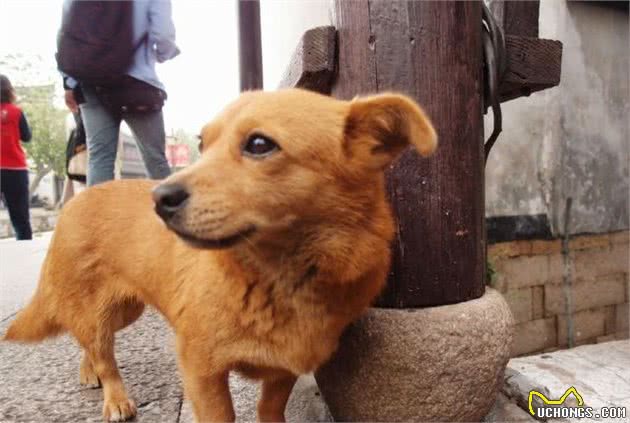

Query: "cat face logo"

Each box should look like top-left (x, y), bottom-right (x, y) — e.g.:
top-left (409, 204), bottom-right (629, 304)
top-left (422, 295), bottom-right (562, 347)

top-left (528, 386), bottom-right (584, 416)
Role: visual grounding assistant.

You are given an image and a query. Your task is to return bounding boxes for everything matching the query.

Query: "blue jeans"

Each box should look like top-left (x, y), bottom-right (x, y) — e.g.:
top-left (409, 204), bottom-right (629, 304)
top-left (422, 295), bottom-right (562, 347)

top-left (79, 86), bottom-right (171, 186)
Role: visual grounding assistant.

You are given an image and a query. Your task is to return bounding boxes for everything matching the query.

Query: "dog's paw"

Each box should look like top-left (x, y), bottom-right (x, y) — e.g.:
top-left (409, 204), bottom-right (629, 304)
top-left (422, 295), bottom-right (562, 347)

top-left (79, 366), bottom-right (101, 388)
top-left (103, 398), bottom-right (137, 422)
top-left (79, 355), bottom-right (101, 388)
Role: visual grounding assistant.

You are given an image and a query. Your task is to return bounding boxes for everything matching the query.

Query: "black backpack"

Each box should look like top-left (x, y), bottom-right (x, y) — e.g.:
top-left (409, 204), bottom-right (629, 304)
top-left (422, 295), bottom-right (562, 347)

top-left (56, 1), bottom-right (146, 86)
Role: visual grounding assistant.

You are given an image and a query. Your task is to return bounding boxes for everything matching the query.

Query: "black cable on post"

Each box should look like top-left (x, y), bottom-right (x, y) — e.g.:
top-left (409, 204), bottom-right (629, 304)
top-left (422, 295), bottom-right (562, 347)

top-left (482, 2), bottom-right (506, 163)
top-left (237, 0), bottom-right (263, 92)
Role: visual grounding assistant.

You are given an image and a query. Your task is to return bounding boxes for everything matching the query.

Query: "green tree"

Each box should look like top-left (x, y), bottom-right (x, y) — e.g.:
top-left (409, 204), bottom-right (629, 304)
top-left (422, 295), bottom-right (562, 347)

top-left (15, 84), bottom-right (67, 195)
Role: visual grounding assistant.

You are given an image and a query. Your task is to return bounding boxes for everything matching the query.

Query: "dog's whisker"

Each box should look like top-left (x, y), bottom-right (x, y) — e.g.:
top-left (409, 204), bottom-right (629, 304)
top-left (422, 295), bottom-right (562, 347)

top-left (240, 232), bottom-right (257, 249)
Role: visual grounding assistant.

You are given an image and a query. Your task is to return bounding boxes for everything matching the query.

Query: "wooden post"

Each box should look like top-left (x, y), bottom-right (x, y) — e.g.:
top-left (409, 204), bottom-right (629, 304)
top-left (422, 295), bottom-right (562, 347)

top-left (237, 0), bottom-right (263, 91)
top-left (332, 1), bottom-right (485, 307)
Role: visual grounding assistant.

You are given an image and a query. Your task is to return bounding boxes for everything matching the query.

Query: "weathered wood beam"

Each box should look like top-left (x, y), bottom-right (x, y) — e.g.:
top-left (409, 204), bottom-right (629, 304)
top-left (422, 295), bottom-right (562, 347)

top-left (489, 0), bottom-right (540, 37)
top-left (278, 26), bottom-right (336, 94)
top-left (487, 1), bottom-right (562, 103)
top-left (499, 35), bottom-right (562, 103)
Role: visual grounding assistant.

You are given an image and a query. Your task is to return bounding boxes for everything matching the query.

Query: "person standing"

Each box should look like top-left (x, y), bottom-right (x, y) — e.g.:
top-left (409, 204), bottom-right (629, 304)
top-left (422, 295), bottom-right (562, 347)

top-left (59, 0), bottom-right (180, 186)
top-left (1, 74), bottom-right (33, 240)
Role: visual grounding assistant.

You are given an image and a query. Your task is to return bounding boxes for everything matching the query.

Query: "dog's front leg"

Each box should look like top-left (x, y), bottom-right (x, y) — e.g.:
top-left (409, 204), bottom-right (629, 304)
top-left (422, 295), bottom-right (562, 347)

top-left (257, 372), bottom-right (297, 423)
top-left (182, 368), bottom-right (235, 423)
top-left (177, 341), bottom-right (235, 422)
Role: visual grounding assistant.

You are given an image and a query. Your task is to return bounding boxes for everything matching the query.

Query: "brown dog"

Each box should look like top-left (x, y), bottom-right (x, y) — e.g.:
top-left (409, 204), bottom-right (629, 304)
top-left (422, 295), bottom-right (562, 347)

top-left (4, 89), bottom-right (436, 422)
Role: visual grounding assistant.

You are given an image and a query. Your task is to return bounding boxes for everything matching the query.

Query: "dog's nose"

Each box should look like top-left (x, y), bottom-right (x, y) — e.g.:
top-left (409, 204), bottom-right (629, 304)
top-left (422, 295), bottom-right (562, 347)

top-left (152, 183), bottom-right (190, 220)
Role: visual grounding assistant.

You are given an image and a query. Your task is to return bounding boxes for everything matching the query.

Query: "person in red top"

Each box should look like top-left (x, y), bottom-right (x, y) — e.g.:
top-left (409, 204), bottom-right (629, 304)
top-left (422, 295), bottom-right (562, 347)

top-left (1, 74), bottom-right (33, 240)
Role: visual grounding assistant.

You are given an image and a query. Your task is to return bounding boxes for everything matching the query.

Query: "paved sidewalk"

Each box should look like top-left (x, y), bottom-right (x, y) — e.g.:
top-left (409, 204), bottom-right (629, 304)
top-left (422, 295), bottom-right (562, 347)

top-left (0, 232), bottom-right (52, 320)
top-left (486, 341), bottom-right (630, 422)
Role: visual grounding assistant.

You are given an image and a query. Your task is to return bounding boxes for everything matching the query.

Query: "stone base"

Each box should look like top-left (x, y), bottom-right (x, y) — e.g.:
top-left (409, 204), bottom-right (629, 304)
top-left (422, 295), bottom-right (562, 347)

top-left (315, 288), bottom-right (514, 422)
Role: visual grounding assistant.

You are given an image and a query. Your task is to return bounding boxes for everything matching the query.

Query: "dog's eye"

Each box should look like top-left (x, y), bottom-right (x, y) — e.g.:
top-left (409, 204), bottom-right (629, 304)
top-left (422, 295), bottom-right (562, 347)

top-left (242, 135), bottom-right (279, 158)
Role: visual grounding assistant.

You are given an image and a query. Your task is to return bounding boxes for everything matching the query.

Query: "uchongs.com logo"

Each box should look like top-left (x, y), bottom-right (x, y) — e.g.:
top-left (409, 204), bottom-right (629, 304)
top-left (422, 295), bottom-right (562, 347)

top-left (528, 386), bottom-right (627, 419)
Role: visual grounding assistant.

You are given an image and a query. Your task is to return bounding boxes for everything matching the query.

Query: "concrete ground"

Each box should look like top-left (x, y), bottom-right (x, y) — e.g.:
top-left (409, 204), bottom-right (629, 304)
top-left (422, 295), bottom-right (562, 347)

top-left (485, 341), bottom-right (630, 423)
top-left (1, 235), bottom-right (628, 422)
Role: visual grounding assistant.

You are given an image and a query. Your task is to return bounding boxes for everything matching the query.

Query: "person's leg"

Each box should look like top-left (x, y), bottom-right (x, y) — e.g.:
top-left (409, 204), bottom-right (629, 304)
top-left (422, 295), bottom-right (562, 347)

top-left (79, 86), bottom-right (121, 186)
top-left (124, 111), bottom-right (171, 180)
top-left (1, 169), bottom-right (32, 240)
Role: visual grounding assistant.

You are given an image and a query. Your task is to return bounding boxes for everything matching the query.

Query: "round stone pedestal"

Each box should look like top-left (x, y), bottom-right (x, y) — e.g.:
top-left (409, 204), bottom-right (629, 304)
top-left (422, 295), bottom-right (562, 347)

top-left (315, 288), bottom-right (513, 422)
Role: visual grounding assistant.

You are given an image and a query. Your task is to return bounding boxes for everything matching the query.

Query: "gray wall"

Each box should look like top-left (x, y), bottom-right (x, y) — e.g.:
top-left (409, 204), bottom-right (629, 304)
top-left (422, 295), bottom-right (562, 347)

top-left (485, 1), bottom-right (629, 236)
top-left (259, 1), bottom-right (629, 237)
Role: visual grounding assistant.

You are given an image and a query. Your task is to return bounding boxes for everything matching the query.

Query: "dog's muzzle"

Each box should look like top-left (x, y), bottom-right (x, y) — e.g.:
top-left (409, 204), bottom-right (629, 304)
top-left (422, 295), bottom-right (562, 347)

top-left (152, 183), bottom-right (189, 221)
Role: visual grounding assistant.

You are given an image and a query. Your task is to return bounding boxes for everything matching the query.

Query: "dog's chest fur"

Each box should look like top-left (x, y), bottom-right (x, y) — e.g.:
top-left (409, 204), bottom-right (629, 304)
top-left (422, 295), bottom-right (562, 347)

top-left (167, 207), bottom-right (393, 376)
top-left (229, 265), bottom-right (350, 373)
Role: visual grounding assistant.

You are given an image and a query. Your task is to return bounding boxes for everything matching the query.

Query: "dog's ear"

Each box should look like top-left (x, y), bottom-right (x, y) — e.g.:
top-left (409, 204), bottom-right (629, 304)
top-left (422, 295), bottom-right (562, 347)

top-left (343, 93), bottom-right (437, 170)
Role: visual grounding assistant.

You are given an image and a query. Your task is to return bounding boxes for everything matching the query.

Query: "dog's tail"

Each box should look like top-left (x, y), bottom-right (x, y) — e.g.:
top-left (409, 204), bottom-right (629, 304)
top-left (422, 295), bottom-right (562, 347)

top-left (3, 263), bottom-right (63, 343)
top-left (4, 291), bottom-right (63, 342)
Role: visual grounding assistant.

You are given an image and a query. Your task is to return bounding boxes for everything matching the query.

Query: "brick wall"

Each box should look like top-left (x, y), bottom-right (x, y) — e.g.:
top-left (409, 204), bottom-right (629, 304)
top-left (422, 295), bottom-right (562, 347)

top-left (488, 231), bottom-right (629, 356)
